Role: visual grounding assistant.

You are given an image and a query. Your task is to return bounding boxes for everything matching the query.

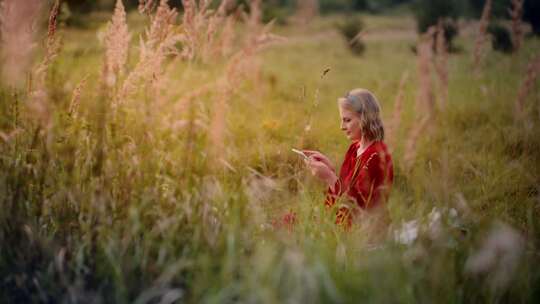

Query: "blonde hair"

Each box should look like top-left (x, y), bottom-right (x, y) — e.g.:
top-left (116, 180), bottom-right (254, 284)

top-left (338, 88), bottom-right (385, 141)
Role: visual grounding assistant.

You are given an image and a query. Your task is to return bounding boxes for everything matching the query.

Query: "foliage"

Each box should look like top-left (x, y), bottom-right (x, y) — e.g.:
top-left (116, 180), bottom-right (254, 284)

top-left (336, 16), bottom-right (365, 55)
top-left (488, 23), bottom-right (514, 53)
top-left (440, 18), bottom-right (460, 51)
top-left (413, 0), bottom-right (462, 52)
top-left (414, 0), bottom-right (462, 33)
top-left (524, 0), bottom-right (540, 35)
top-left (262, 1), bottom-right (294, 24)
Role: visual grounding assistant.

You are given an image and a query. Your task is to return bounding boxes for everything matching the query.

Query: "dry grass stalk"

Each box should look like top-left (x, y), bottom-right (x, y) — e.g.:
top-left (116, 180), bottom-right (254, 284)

top-left (0, 0), bottom-right (42, 88)
top-left (416, 27), bottom-right (436, 120)
top-left (473, 0), bottom-right (492, 72)
top-left (207, 5), bottom-right (282, 168)
top-left (509, 0), bottom-right (524, 53)
top-left (118, 0), bottom-right (180, 104)
top-left (180, 0), bottom-right (209, 60)
top-left (247, 0), bottom-right (262, 30)
top-left (403, 115), bottom-right (431, 171)
top-left (515, 52), bottom-right (540, 121)
top-left (29, 0), bottom-right (60, 128)
top-left (148, 0), bottom-right (179, 45)
top-left (138, 0), bottom-right (156, 15)
top-left (217, 15), bottom-right (236, 58)
top-left (388, 71), bottom-right (409, 150)
top-left (202, 0), bottom-right (235, 61)
top-left (34, 0), bottom-right (60, 81)
top-left (404, 27), bottom-right (438, 171)
top-left (180, 0), bottom-right (236, 62)
top-left (68, 75), bottom-right (89, 118)
top-left (435, 20), bottom-right (449, 110)
top-left (208, 79), bottom-right (230, 166)
top-left (104, 0), bottom-right (130, 88)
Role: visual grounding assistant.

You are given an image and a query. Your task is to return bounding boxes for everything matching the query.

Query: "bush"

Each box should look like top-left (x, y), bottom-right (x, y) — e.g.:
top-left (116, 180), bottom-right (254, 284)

top-left (263, 5), bottom-right (293, 25)
top-left (337, 16), bottom-right (365, 55)
top-left (488, 23), bottom-right (514, 53)
top-left (414, 0), bottom-right (461, 33)
top-left (439, 18), bottom-right (459, 51)
top-left (414, 0), bottom-right (461, 51)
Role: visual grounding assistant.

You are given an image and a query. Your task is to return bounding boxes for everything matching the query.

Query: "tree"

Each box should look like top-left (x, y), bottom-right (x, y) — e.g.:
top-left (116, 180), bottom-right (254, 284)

top-left (524, 0), bottom-right (540, 35)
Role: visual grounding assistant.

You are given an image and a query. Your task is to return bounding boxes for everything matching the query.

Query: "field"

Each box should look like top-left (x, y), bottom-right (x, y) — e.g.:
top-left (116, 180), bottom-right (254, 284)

top-left (1, 1), bottom-right (540, 303)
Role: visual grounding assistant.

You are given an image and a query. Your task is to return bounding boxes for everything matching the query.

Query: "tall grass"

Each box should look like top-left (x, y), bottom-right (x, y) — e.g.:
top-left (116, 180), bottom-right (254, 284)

top-left (510, 0), bottom-right (524, 53)
top-left (0, 1), bottom-right (539, 303)
top-left (473, 0), bottom-right (492, 73)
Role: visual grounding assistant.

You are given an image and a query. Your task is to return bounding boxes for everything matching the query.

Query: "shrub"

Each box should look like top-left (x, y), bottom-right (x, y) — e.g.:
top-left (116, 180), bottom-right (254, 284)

top-left (439, 18), bottom-right (459, 51)
top-left (414, 0), bottom-right (461, 51)
top-left (336, 16), bottom-right (365, 55)
top-left (414, 0), bottom-right (461, 32)
top-left (488, 23), bottom-right (514, 53)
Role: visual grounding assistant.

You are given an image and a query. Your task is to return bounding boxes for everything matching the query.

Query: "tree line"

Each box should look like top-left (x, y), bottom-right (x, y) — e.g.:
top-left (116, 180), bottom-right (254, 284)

top-left (63, 0), bottom-right (539, 35)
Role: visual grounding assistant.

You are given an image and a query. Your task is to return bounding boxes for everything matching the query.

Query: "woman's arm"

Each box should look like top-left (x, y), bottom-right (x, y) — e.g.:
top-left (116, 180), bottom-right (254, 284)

top-left (307, 159), bottom-right (338, 186)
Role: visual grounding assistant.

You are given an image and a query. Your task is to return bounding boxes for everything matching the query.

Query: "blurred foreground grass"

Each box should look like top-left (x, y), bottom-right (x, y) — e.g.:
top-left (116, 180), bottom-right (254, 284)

top-left (1, 6), bottom-right (540, 304)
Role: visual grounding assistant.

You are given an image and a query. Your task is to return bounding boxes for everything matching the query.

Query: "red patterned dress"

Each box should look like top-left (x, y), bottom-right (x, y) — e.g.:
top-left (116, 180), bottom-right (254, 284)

top-left (274, 141), bottom-right (393, 230)
top-left (325, 140), bottom-right (393, 225)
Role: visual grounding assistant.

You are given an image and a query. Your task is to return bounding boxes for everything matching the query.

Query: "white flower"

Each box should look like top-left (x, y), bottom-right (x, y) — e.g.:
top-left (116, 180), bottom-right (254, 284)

top-left (394, 220), bottom-right (419, 245)
top-left (428, 207), bottom-right (443, 239)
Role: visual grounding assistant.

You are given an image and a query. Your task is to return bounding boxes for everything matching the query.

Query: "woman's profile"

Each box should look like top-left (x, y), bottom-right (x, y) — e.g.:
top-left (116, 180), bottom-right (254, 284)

top-left (304, 88), bottom-right (394, 227)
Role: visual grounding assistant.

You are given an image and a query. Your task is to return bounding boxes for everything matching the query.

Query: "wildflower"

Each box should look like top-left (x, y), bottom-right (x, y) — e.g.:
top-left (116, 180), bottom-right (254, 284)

top-left (394, 220), bottom-right (419, 245)
top-left (428, 207), bottom-right (443, 239)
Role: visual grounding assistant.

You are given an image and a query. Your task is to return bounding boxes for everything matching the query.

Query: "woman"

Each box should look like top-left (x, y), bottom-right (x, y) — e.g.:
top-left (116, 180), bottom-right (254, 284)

top-left (305, 88), bottom-right (393, 226)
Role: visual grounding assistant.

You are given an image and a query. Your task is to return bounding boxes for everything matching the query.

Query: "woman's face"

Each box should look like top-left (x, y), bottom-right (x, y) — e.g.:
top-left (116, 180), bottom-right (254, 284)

top-left (339, 103), bottom-right (362, 141)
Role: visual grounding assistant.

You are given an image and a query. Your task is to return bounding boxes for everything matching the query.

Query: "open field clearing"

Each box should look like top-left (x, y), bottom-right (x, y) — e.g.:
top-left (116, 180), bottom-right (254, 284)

top-left (1, 0), bottom-right (539, 303)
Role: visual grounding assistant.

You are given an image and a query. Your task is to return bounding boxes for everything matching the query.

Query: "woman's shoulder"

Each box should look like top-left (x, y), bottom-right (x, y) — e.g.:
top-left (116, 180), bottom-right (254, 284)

top-left (362, 141), bottom-right (390, 161)
top-left (345, 141), bottom-right (361, 157)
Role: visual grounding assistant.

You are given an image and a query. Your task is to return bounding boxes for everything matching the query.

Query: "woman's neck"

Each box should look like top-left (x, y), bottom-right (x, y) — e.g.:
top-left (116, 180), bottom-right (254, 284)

top-left (356, 138), bottom-right (374, 157)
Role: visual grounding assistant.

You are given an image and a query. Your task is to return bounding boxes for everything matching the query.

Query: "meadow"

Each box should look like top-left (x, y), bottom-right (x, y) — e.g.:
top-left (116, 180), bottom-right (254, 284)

top-left (1, 0), bottom-right (539, 303)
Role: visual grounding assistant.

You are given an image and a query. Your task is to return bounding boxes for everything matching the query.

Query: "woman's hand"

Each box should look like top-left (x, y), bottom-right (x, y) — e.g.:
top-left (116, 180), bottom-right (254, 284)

top-left (305, 158), bottom-right (338, 187)
top-left (302, 150), bottom-right (335, 172)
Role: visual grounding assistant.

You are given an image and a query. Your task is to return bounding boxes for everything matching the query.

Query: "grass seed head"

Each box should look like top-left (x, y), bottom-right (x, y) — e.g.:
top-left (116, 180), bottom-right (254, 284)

top-left (0, 0), bottom-right (42, 88)
top-left (515, 52), bottom-right (540, 121)
top-left (509, 0), bottom-right (524, 53)
top-left (435, 20), bottom-right (449, 110)
top-left (416, 27), bottom-right (435, 119)
top-left (473, 0), bottom-right (492, 72)
top-left (104, 0), bottom-right (130, 86)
